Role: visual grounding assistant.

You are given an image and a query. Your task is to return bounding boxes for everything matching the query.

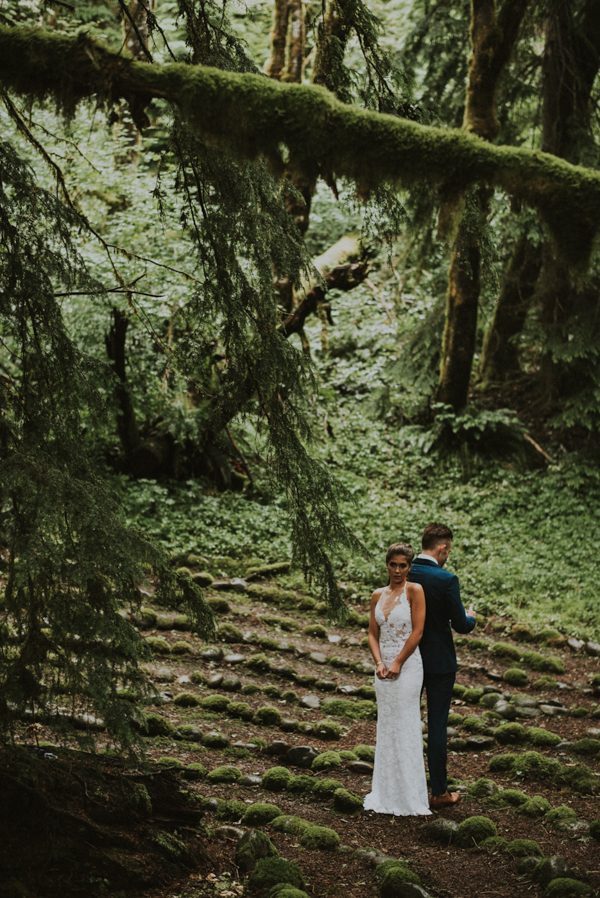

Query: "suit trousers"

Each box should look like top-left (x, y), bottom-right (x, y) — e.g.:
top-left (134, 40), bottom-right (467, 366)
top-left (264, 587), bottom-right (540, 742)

top-left (423, 671), bottom-right (456, 796)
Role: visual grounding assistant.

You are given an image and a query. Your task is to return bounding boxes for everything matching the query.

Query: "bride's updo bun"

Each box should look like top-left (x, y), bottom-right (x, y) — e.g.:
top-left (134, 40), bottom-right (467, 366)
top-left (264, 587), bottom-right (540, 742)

top-left (386, 543), bottom-right (415, 564)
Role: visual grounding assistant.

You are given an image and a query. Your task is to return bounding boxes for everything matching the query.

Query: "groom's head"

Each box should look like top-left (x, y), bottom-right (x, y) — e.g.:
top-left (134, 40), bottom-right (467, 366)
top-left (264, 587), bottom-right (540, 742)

top-left (422, 523), bottom-right (453, 566)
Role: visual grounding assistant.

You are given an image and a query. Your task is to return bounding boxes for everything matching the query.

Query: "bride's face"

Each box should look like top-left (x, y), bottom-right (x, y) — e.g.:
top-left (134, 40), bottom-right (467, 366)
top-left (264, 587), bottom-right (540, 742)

top-left (387, 554), bottom-right (410, 585)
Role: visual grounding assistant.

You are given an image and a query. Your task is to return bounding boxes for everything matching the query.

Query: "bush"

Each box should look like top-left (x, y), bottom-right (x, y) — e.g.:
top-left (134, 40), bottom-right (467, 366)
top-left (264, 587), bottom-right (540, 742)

top-left (299, 825), bottom-right (340, 850)
top-left (247, 857), bottom-right (305, 895)
top-left (242, 803), bottom-right (283, 826)
top-left (333, 788), bottom-right (363, 813)
top-left (262, 767), bottom-right (292, 791)
top-left (503, 668), bottom-right (529, 686)
top-left (455, 816), bottom-right (497, 848)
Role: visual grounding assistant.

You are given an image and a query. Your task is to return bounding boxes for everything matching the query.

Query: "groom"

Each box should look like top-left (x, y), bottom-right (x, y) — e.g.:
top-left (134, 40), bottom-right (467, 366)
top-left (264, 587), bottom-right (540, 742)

top-left (409, 523), bottom-right (476, 809)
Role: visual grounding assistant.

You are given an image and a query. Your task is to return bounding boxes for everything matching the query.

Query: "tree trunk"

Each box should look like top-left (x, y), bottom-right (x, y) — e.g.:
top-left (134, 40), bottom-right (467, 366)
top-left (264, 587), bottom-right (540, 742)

top-left (105, 307), bottom-right (140, 458)
top-left (435, 0), bottom-right (529, 410)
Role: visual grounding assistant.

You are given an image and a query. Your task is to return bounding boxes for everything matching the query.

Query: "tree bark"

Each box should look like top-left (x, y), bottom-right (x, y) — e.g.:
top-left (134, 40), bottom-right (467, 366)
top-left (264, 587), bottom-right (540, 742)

top-left (265, 0), bottom-right (289, 79)
top-left (105, 307), bottom-right (141, 458)
top-left (436, 0), bottom-right (529, 410)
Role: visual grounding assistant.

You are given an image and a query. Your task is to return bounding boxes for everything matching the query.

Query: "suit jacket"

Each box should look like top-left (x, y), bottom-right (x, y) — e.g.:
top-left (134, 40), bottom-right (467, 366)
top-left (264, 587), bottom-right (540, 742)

top-left (409, 557), bottom-right (476, 675)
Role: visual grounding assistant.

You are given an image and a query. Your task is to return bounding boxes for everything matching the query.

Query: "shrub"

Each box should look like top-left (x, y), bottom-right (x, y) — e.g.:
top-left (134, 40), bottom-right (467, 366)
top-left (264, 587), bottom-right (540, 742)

top-left (207, 765), bottom-right (242, 783)
top-left (455, 816), bottom-right (497, 848)
top-left (261, 767), bottom-right (292, 791)
top-left (173, 691), bottom-right (201, 707)
top-left (312, 751), bottom-right (343, 771)
top-left (503, 668), bottom-right (529, 686)
top-left (332, 788), bottom-right (363, 813)
top-left (299, 825), bottom-right (340, 850)
top-left (242, 803), bottom-right (283, 826)
top-left (247, 857), bottom-right (305, 894)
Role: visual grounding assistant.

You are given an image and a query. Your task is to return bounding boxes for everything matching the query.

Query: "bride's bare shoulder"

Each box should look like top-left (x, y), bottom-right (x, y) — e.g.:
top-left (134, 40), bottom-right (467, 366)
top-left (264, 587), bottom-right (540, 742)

top-left (371, 587), bottom-right (385, 603)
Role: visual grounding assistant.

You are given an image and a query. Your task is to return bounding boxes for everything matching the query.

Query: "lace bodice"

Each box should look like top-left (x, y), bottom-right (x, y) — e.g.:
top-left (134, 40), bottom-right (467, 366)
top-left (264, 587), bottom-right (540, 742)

top-left (375, 587), bottom-right (412, 665)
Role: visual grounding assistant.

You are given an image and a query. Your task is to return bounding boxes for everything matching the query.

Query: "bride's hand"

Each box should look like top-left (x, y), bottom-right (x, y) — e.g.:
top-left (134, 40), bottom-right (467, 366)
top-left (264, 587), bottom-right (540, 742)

top-left (386, 660), bottom-right (403, 679)
top-left (375, 662), bottom-right (388, 679)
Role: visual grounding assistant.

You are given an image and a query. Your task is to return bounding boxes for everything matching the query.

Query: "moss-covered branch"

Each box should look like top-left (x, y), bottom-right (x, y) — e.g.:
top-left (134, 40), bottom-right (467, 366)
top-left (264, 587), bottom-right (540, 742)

top-left (1, 24), bottom-right (600, 262)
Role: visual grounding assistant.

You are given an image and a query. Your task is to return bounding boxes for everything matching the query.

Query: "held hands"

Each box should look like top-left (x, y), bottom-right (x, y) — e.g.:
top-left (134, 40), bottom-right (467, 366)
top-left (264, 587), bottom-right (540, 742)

top-left (385, 659), bottom-right (403, 679)
top-left (375, 661), bottom-right (388, 679)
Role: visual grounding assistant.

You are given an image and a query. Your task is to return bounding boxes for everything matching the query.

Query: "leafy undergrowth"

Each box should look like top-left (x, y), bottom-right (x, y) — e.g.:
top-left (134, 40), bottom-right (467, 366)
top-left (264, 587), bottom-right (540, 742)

top-left (11, 565), bottom-right (600, 898)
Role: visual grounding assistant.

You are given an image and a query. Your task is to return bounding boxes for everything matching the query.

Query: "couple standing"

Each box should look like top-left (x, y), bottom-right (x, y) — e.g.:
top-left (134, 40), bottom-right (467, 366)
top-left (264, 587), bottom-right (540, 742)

top-left (364, 523), bottom-right (476, 816)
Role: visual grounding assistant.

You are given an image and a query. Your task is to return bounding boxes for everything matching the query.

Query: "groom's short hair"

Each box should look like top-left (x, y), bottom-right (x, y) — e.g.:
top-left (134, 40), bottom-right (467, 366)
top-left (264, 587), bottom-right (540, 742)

top-left (422, 523), bottom-right (453, 549)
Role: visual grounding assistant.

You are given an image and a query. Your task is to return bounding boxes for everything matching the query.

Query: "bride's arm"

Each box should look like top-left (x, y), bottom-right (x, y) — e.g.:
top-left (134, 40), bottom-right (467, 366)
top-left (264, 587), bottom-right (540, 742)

top-left (386, 584), bottom-right (425, 677)
top-left (368, 590), bottom-right (387, 679)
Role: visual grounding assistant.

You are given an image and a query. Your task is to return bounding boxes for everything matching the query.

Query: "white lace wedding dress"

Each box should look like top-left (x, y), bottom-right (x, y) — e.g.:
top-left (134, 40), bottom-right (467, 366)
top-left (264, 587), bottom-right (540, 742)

top-left (363, 586), bottom-right (432, 816)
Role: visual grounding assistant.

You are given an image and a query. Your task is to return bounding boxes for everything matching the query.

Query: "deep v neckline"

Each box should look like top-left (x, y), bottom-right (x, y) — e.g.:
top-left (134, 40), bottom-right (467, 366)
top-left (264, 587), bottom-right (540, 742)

top-left (379, 585), bottom-right (407, 622)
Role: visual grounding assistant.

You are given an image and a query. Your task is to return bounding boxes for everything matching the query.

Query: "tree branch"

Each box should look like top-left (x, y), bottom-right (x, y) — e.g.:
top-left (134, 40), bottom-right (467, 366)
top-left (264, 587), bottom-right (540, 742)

top-left (0, 24), bottom-right (599, 264)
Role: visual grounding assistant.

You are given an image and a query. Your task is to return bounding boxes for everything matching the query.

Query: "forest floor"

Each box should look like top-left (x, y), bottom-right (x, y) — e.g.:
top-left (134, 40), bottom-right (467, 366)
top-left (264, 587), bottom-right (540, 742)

top-left (6, 564), bottom-right (600, 898)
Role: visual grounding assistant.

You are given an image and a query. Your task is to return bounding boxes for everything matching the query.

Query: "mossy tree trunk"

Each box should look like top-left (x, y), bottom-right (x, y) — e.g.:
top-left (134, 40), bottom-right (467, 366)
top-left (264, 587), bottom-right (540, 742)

top-left (436, 0), bottom-right (529, 410)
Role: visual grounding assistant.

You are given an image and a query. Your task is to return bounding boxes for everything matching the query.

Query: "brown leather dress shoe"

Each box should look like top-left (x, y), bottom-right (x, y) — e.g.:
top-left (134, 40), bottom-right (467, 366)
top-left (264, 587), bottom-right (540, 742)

top-left (430, 791), bottom-right (461, 809)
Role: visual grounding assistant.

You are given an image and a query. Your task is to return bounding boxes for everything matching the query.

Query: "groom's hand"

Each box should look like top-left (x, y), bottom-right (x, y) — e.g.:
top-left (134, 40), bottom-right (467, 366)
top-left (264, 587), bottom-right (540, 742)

top-left (466, 607), bottom-right (476, 618)
top-left (386, 659), bottom-right (403, 679)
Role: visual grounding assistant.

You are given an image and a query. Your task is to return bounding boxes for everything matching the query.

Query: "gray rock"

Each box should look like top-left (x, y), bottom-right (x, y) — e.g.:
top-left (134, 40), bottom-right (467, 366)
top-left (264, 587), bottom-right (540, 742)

top-left (347, 760), bottom-right (374, 774)
top-left (338, 684), bottom-right (359, 695)
top-left (277, 640), bottom-right (292, 652)
top-left (390, 885), bottom-right (431, 898)
top-left (308, 651), bottom-right (328, 665)
top-left (232, 741), bottom-right (260, 751)
top-left (512, 694), bottom-right (539, 707)
top-left (286, 745), bottom-right (318, 768)
top-left (448, 738), bottom-right (468, 751)
top-left (353, 847), bottom-right (390, 867)
top-left (423, 818), bottom-right (458, 844)
top-left (239, 774), bottom-right (262, 787)
top-left (487, 670), bottom-right (504, 681)
top-left (153, 667), bottom-right (176, 682)
top-left (534, 855), bottom-right (569, 885)
top-left (207, 673), bottom-right (224, 687)
top-left (281, 718), bottom-right (299, 732)
top-left (229, 578), bottom-right (248, 591)
top-left (223, 653), bottom-right (245, 664)
top-left (539, 704), bottom-right (567, 716)
top-left (301, 694), bottom-right (321, 709)
top-left (328, 634), bottom-right (343, 644)
top-left (446, 727), bottom-right (459, 737)
top-left (264, 739), bottom-right (289, 756)
top-left (177, 674), bottom-right (191, 685)
top-left (513, 706), bottom-right (541, 719)
top-left (211, 580), bottom-right (236, 590)
top-left (466, 735), bottom-right (496, 750)
top-left (586, 727), bottom-right (600, 737)
top-left (483, 685), bottom-right (505, 694)
top-left (567, 637), bottom-right (585, 651)
top-left (200, 647), bottom-right (224, 662)
top-left (585, 641), bottom-right (600, 656)
top-left (495, 700), bottom-right (518, 720)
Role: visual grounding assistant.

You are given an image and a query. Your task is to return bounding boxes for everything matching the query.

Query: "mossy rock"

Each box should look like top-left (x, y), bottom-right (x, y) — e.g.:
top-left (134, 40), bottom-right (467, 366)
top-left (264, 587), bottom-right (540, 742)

top-left (494, 788), bottom-right (528, 807)
top-left (572, 737), bottom-right (600, 755)
top-left (235, 829), bottom-right (279, 873)
top-left (447, 712), bottom-right (463, 725)
top-left (152, 830), bottom-right (190, 861)
top-left (463, 687), bottom-right (485, 703)
top-left (262, 766), bottom-right (292, 791)
top-left (143, 712), bottom-right (175, 737)
top-left (512, 750), bottom-right (561, 780)
top-left (207, 765), bottom-right (242, 783)
top-left (494, 722), bottom-right (527, 743)
top-left (511, 624), bottom-right (536, 642)
top-left (312, 751), bottom-right (343, 771)
top-left (375, 860), bottom-right (421, 897)
top-left (488, 752), bottom-right (517, 772)
top-left (182, 761), bottom-right (207, 780)
top-left (245, 561), bottom-right (291, 579)
top-left (452, 683), bottom-right (466, 698)
top-left (544, 806), bottom-right (577, 826)
top-left (503, 668), bottom-right (529, 686)
top-left (481, 836), bottom-right (508, 853)
top-left (171, 640), bottom-right (194, 655)
top-left (353, 744), bottom-right (375, 762)
top-left (217, 623), bottom-right (244, 643)
top-left (299, 824), bottom-right (340, 850)
top-left (303, 624), bottom-right (328, 637)
top-left (490, 642), bottom-right (522, 661)
top-left (527, 726), bottom-right (562, 747)
top-left (310, 719), bottom-right (343, 740)
top-left (228, 701), bottom-right (255, 720)
top-left (518, 795), bottom-right (552, 816)
top-left (333, 787), bottom-right (363, 813)
top-left (544, 879), bottom-right (592, 897)
top-left (156, 756), bottom-right (185, 769)
top-left (268, 886), bottom-right (311, 898)
top-left (207, 596), bottom-right (231, 613)
top-left (173, 691), bottom-right (201, 707)
top-left (144, 636), bottom-right (172, 655)
top-left (215, 798), bottom-right (247, 821)
top-left (254, 706), bottom-right (283, 726)
top-left (288, 774), bottom-right (316, 794)
top-left (505, 838), bottom-right (543, 857)
top-left (455, 815), bottom-right (497, 848)
top-left (247, 653), bottom-right (272, 673)
top-left (270, 815), bottom-right (310, 835)
top-left (588, 819), bottom-right (600, 840)
top-left (522, 651), bottom-right (565, 674)
top-left (561, 762), bottom-right (598, 794)
top-left (479, 692), bottom-right (502, 708)
top-left (176, 723), bottom-right (203, 742)
top-left (202, 730), bottom-right (230, 748)
top-left (247, 857), bottom-right (305, 895)
top-left (467, 777), bottom-right (498, 798)
top-left (156, 612), bottom-right (190, 631)
top-left (242, 803), bottom-right (283, 826)
top-left (533, 675), bottom-right (559, 690)
top-left (200, 693), bottom-right (232, 712)
top-left (310, 777), bottom-right (344, 798)
top-left (134, 608), bottom-right (158, 628)
top-left (322, 698), bottom-right (377, 720)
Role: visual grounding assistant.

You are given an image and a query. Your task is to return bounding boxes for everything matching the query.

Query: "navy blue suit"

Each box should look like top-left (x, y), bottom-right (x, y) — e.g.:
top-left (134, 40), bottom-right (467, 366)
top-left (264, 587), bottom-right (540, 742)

top-left (409, 557), bottom-right (476, 795)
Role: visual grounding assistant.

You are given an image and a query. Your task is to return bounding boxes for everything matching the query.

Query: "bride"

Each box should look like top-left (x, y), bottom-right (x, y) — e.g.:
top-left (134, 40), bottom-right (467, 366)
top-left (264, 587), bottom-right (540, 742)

top-left (363, 542), bottom-right (431, 816)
